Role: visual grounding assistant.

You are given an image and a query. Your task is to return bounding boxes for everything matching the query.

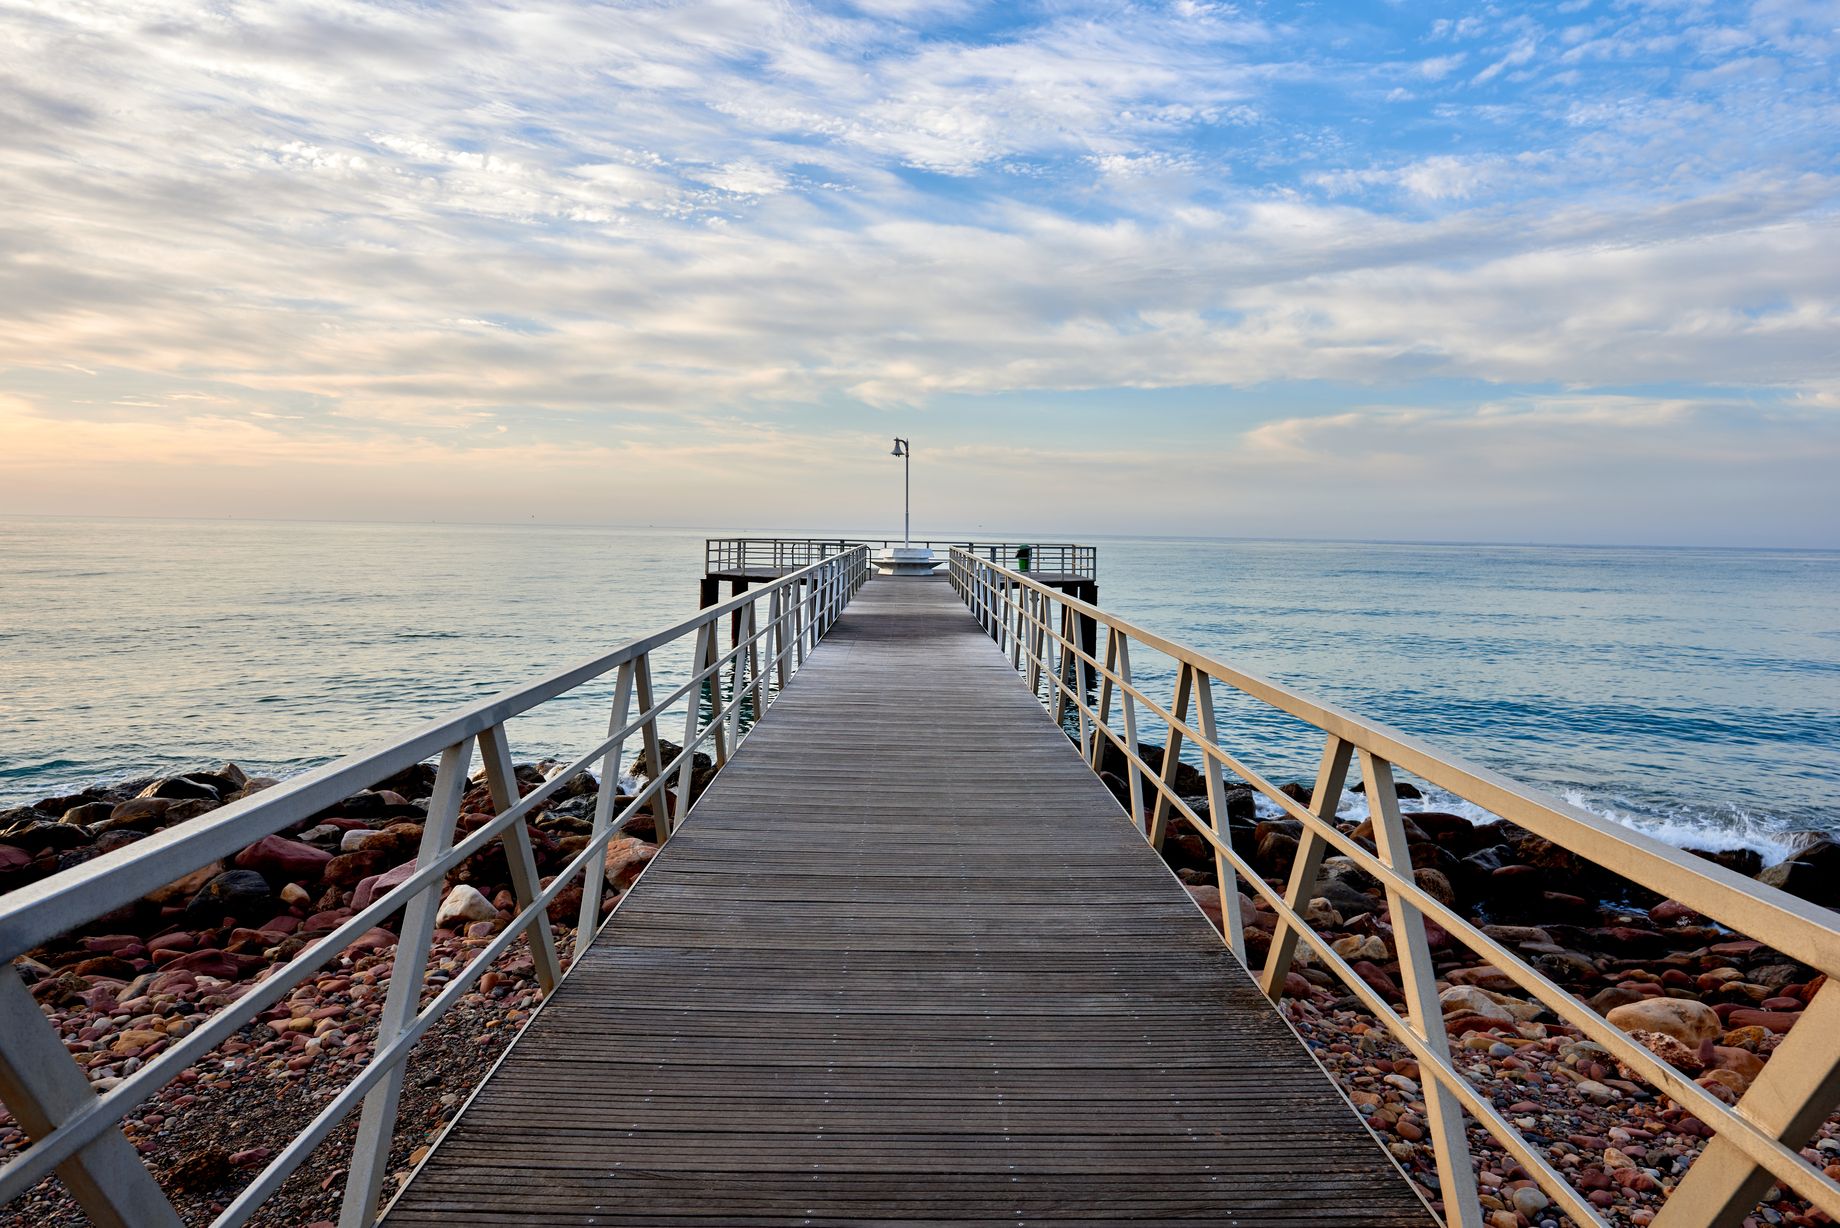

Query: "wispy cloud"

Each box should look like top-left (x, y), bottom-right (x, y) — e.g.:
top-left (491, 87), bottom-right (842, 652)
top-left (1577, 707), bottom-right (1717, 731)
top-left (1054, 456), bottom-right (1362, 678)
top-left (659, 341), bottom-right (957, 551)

top-left (0, 0), bottom-right (1835, 543)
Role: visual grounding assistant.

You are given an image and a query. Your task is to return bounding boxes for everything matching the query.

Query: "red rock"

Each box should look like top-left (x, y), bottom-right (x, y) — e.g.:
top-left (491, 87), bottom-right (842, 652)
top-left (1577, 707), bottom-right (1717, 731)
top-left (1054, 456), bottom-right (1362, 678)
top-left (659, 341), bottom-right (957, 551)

top-left (234, 835), bottom-right (332, 881)
top-left (342, 927), bottom-right (396, 954)
top-left (164, 949), bottom-right (242, 978)
top-left (148, 931), bottom-right (198, 954)
top-left (1352, 959), bottom-right (1401, 1001)
top-left (1281, 972), bottom-right (1311, 998)
top-left (1709, 939), bottom-right (1763, 957)
top-left (1726, 1008), bottom-right (1800, 1033)
top-left (1184, 884), bottom-right (1224, 932)
top-left (257, 914), bottom-right (299, 935)
top-left (352, 858), bottom-right (418, 910)
top-left (149, 970), bottom-right (199, 995)
top-left (0, 845), bottom-right (31, 872)
top-left (303, 908), bottom-right (352, 933)
top-left (1760, 996), bottom-right (1803, 1011)
top-left (82, 934), bottom-right (144, 955)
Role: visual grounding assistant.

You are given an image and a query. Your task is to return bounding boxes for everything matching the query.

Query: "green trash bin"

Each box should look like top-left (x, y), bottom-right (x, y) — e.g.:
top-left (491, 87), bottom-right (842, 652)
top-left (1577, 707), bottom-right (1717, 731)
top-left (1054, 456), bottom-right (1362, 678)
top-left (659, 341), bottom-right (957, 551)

top-left (1016, 545), bottom-right (1032, 573)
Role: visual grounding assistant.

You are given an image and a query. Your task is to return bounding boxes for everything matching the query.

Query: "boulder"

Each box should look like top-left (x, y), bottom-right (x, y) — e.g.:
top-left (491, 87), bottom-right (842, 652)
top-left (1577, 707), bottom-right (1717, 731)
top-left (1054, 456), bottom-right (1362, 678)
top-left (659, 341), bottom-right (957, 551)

top-left (324, 849), bottom-right (389, 887)
top-left (185, 869), bottom-right (273, 923)
top-left (1756, 840), bottom-right (1840, 909)
top-left (0, 820), bottom-right (91, 853)
top-left (137, 776), bottom-right (220, 802)
top-left (1440, 985), bottom-right (1517, 1023)
top-left (1605, 997), bottom-right (1721, 1047)
top-left (1351, 780), bottom-right (1423, 799)
top-left (436, 884), bottom-right (497, 928)
top-left (233, 835), bottom-right (332, 882)
top-left (353, 858), bottom-right (419, 910)
top-left (145, 860), bottom-right (228, 907)
top-left (59, 801), bottom-right (116, 826)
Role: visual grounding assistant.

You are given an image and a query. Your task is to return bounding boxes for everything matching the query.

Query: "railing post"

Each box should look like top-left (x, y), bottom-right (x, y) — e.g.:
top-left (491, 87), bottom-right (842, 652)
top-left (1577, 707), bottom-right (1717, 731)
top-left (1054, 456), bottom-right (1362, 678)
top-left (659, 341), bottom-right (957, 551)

top-left (0, 966), bottom-right (184, 1228)
top-left (1050, 601), bottom-right (1076, 725)
top-left (478, 724), bottom-right (562, 995)
top-left (575, 659), bottom-right (636, 958)
top-left (340, 736), bottom-right (475, 1228)
top-left (1257, 733), bottom-right (1353, 998)
top-left (1652, 979), bottom-right (1840, 1228)
top-left (1089, 625), bottom-right (1119, 771)
top-left (677, 622), bottom-right (713, 824)
top-left (634, 653), bottom-right (671, 839)
top-left (1113, 634), bottom-right (1145, 834)
top-left (1362, 751), bottom-right (1482, 1226)
top-left (1191, 674), bottom-right (1246, 963)
top-left (1147, 661), bottom-right (1195, 852)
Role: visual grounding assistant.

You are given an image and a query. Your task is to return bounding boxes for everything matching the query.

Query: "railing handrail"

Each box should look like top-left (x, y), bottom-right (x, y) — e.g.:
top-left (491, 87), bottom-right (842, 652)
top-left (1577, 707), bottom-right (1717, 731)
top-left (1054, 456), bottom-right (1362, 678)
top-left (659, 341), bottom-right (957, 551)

top-left (707, 537), bottom-right (1097, 579)
top-left (0, 545), bottom-right (873, 1228)
top-left (948, 547), bottom-right (1840, 1228)
top-left (0, 552), bottom-right (854, 962)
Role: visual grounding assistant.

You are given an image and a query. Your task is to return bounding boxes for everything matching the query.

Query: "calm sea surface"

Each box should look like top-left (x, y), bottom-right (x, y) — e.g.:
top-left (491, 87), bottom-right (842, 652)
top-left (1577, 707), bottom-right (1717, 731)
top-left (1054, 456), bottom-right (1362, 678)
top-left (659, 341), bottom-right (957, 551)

top-left (2, 518), bottom-right (1835, 857)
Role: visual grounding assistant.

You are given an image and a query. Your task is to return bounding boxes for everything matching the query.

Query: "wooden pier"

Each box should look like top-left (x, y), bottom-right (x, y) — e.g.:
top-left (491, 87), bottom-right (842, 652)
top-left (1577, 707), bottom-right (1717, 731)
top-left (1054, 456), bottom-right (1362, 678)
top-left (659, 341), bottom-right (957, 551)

top-left (382, 577), bottom-right (1430, 1226)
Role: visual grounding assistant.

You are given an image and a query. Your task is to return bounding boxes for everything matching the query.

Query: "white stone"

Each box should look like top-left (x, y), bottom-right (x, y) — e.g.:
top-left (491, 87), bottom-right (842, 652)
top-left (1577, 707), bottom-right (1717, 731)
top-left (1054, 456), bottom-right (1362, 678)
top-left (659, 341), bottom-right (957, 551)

top-left (340, 828), bottom-right (380, 852)
top-left (436, 884), bottom-right (497, 928)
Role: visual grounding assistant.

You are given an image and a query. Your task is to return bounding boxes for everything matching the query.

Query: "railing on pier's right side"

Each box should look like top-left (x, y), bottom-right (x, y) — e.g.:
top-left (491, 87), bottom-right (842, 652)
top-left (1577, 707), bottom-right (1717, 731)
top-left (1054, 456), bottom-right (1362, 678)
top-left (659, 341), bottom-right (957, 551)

top-left (0, 546), bottom-right (871, 1228)
top-left (948, 548), bottom-right (1840, 1228)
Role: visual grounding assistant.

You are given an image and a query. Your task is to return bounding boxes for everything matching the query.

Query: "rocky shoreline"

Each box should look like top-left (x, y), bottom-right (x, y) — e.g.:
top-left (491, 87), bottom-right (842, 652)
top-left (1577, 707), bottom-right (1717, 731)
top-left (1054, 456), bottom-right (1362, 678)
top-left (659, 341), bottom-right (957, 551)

top-left (1098, 743), bottom-right (1838, 1228)
top-left (0, 756), bottom-right (674, 1227)
top-left (3, 747), bottom-right (1837, 1228)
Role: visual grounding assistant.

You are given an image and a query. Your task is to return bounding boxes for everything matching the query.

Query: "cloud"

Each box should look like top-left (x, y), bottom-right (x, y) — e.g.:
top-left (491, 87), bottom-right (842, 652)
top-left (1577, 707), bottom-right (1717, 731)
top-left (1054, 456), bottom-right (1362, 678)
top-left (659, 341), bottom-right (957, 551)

top-left (0, 0), bottom-right (1835, 542)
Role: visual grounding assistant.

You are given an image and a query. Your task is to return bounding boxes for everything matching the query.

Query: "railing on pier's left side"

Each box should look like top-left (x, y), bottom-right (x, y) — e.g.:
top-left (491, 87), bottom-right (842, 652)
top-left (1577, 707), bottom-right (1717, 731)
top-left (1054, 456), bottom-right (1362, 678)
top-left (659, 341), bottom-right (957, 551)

top-left (948, 547), bottom-right (1840, 1228)
top-left (706, 537), bottom-right (864, 575)
top-left (0, 546), bottom-right (871, 1228)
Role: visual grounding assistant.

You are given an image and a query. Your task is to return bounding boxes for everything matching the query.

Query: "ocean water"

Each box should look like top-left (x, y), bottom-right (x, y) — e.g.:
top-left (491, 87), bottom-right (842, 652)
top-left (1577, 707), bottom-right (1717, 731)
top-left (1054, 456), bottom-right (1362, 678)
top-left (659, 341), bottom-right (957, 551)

top-left (1, 518), bottom-right (1834, 857)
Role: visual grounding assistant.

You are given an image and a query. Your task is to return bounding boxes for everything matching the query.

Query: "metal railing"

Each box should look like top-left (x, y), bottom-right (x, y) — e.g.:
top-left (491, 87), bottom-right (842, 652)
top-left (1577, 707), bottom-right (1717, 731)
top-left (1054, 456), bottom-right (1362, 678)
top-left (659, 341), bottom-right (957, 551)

top-left (0, 547), bottom-right (871, 1228)
top-left (705, 537), bottom-right (863, 575)
top-left (948, 548), bottom-right (1840, 1228)
top-left (710, 537), bottom-right (1096, 579)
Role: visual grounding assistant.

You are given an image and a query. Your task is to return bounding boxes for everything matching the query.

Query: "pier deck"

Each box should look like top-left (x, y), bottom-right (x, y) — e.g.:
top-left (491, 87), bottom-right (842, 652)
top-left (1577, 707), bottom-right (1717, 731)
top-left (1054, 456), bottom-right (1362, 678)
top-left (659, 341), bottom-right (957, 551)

top-left (383, 577), bottom-right (1430, 1226)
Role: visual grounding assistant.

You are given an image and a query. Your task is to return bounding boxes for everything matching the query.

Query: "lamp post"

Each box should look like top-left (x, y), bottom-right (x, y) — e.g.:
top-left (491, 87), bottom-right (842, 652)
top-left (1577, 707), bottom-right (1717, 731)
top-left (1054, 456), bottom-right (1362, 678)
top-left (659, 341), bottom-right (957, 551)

top-left (890, 437), bottom-right (910, 548)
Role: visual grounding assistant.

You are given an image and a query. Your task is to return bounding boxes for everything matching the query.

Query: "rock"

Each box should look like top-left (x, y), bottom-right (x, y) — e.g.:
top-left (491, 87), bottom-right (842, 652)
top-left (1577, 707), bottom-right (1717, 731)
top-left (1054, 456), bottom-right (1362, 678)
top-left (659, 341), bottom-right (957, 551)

top-left (0, 844), bottom-right (32, 873)
top-left (1332, 934), bottom-right (1388, 962)
top-left (0, 820), bottom-right (91, 853)
top-left (357, 822), bottom-right (424, 861)
top-left (1255, 829), bottom-right (1299, 871)
top-left (1725, 1008), bottom-right (1801, 1033)
top-left (603, 837), bottom-right (657, 887)
top-left (145, 860), bottom-right (228, 906)
top-left (1756, 840), bottom-right (1840, 908)
top-left (279, 881), bottom-right (311, 908)
top-left (137, 776), bottom-right (220, 802)
top-left (184, 869), bottom-right (272, 923)
top-left (1413, 867), bottom-right (1456, 907)
top-left (1511, 1187), bottom-right (1550, 1219)
top-left (324, 849), bottom-right (389, 887)
top-left (234, 835), bottom-right (332, 881)
top-left (436, 884), bottom-right (496, 928)
top-left (1439, 985), bottom-right (1521, 1023)
top-left (1588, 984), bottom-right (1649, 1014)
top-left (1185, 884), bottom-right (1224, 932)
top-left (1605, 998), bottom-right (1721, 1047)
top-left (1303, 897), bottom-right (1343, 929)
top-left (354, 858), bottom-right (419, 910)
top-left (59, 800), bottom-right (116, 826)
top-left (163, 948), bottom-right (250, 979)
top-left (1351, 780), bottom-right (1423, 799)
top-left (339, 828), bottom-right (380, 852)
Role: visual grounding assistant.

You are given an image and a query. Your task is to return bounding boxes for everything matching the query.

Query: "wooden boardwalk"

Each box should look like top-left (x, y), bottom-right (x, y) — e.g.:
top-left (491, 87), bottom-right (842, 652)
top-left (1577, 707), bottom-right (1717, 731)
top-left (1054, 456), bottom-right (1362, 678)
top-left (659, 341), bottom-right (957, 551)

top-left (384, 577), bottom-right (1431, 1226)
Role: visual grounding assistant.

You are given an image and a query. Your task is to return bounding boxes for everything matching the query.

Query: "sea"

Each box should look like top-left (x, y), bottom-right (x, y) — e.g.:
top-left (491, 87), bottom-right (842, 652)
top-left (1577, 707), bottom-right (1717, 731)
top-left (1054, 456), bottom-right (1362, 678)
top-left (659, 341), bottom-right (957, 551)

top-left (2, 517), bottom-right (1835, 859)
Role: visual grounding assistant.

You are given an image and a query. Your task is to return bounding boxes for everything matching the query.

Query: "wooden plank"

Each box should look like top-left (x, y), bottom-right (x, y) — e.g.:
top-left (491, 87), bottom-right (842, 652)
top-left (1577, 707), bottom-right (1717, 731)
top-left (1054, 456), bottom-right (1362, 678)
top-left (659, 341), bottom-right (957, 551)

top-left (383, 577), bottom-right (1432, 1227)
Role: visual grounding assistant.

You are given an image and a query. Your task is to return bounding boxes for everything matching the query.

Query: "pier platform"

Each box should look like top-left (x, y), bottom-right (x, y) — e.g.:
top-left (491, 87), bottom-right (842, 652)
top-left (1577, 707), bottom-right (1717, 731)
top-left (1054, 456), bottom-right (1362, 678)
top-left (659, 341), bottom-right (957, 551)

top-left (382, 577), bottom-right (1429, 1226)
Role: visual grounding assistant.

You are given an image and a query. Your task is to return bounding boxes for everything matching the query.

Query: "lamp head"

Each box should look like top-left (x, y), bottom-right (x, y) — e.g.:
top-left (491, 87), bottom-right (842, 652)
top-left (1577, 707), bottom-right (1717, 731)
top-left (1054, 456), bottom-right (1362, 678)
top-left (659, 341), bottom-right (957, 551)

top-left (891, 438), bottom-right (907, 457)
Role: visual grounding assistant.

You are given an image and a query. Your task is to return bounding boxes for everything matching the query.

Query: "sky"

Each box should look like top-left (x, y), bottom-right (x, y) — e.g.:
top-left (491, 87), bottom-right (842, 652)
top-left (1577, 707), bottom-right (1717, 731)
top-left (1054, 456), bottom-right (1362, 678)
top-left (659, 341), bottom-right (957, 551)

top-left (0, 1), bottom-right (1836, 546)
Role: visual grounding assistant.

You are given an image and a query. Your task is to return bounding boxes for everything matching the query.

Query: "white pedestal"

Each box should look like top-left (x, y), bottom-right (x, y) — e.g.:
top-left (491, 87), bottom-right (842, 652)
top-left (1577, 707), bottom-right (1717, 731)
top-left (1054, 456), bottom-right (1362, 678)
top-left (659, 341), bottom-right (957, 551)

top-left (875, 546), bottom-right (944, 576)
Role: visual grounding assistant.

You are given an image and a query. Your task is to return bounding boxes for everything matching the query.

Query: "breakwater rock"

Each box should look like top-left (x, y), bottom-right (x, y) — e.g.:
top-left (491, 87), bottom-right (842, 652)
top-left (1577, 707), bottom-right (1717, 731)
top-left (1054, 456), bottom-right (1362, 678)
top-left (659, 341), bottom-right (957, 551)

top-left (0, 756), bottom-right (678, 1226)
top-left (1120, 747), bottom-right (1838, 1228)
